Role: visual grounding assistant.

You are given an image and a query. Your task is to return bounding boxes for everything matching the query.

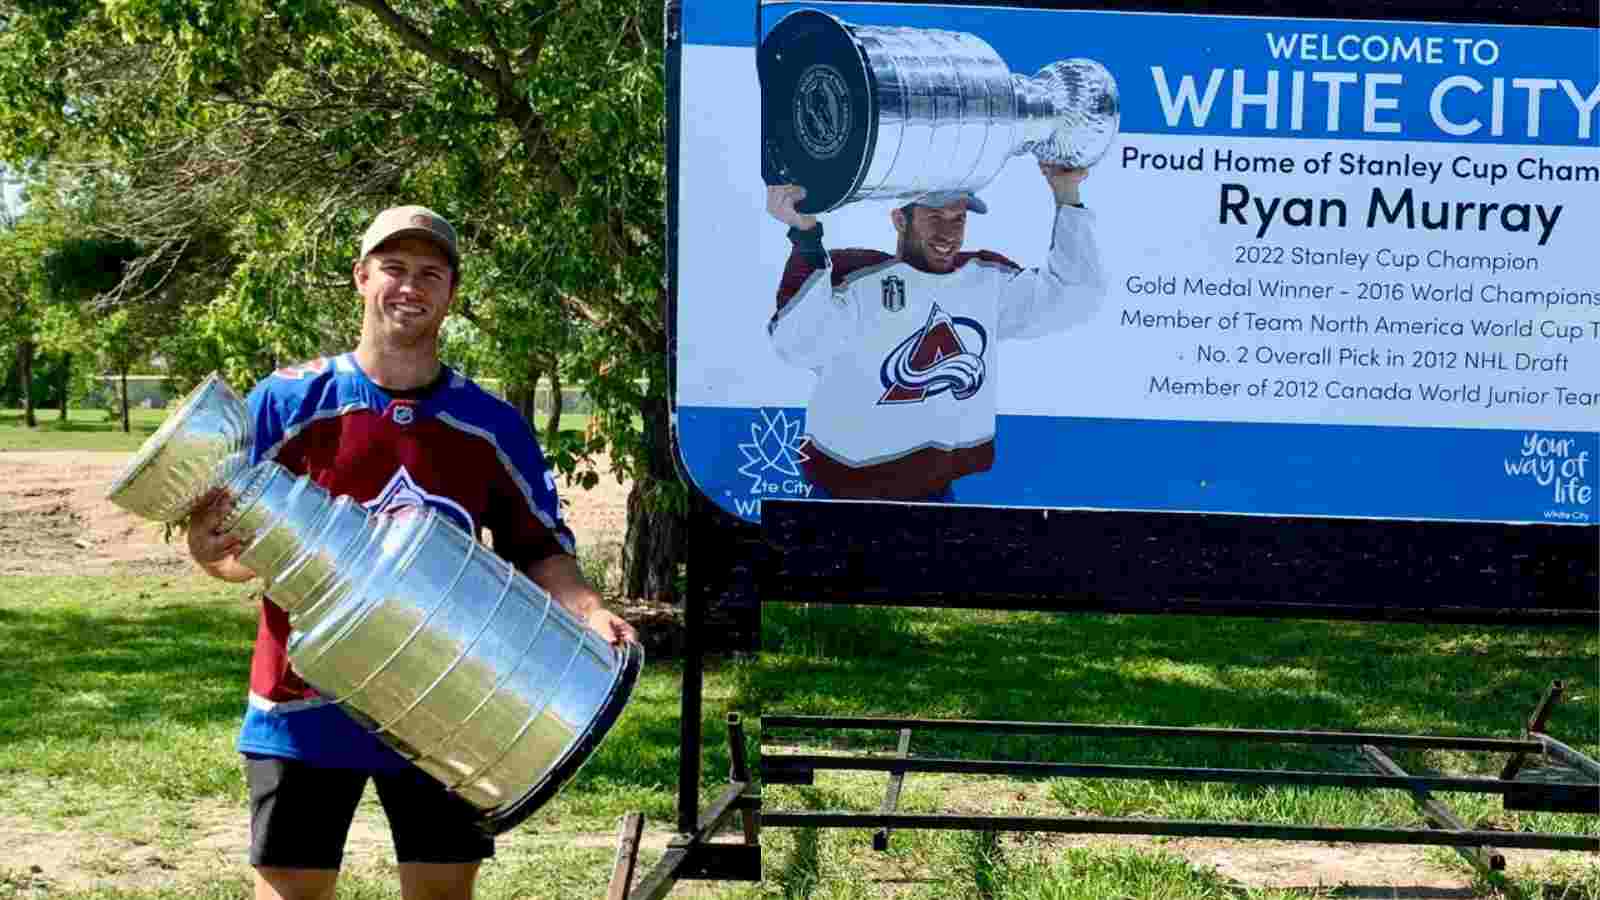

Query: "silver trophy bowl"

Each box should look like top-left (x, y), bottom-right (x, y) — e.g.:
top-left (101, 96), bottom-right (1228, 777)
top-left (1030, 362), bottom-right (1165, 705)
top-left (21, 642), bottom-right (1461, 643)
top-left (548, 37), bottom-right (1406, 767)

top-left (759, 9), bottom-right (1121, 214)
top-left (106, 372), bottom-right (642, 835)
top-left (105, 373), bottom-right (253, 525)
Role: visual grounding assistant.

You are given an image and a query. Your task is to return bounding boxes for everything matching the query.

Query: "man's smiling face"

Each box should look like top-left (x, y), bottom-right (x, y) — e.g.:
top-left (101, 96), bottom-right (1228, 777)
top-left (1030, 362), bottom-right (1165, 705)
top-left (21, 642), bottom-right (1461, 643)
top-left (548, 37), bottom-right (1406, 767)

top-left (354, 236), bottom-right (457, 347)
top-left (894, 199), bottom-right (969, 274)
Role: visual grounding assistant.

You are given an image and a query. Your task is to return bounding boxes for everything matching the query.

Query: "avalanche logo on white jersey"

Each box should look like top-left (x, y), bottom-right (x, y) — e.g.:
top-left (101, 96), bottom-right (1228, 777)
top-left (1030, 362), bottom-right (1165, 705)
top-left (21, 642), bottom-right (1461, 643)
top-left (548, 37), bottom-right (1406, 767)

top-left (364, 465), bottom-right (476, 534)
top-left (877, 303), bottom-right (988, 405)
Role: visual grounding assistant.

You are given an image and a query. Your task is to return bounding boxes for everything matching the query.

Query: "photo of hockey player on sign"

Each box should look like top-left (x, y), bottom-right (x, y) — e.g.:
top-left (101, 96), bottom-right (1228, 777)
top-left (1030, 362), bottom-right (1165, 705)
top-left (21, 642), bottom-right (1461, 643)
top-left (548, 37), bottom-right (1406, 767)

top-left (754, 8), bottom-right (1119, 503)
top-left (765, 164), bottom-right (1108, 502)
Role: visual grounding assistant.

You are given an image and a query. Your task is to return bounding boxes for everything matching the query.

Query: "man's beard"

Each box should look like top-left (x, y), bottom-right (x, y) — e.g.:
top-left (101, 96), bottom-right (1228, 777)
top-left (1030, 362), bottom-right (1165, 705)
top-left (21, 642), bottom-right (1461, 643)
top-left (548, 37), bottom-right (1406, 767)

top-left (901, 232), bottom-right (959, 273)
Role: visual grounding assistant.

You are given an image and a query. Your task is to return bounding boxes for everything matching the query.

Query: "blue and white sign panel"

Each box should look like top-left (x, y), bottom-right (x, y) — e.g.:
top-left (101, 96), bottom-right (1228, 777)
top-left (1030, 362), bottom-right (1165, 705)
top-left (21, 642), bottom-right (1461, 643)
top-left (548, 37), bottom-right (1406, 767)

top-left (672, 0), bottom-right (1600, 526)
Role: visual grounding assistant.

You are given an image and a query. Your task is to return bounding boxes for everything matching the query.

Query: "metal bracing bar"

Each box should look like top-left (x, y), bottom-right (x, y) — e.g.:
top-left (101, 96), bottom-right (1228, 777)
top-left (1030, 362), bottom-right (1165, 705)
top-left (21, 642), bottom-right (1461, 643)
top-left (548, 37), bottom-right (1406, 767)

top-left (1502, 681), bottom-right (1564, 781)
top-left (696, 779), bottom-right (759, 836)
top-left (873, 728), bottom-right (914, 852)
top-left (765, 753), bottom-right (1534, 794)
top-left (758, 811), bottom-right (1600, 852)
top-left (727, 713), bottom-right (760, 845)
top-left (760, 715), bottom-right (1542, 752)
top-left (629, 844), bottom-right (691, 900)
top-left (1533, 733), bottom-right (1600, 783)
top-left (630, 780), bottom-right (763, 900)
top-left (607, 812), bottom-right (647, 900)
top-left (1360, 744), bottom-right (1505, 872)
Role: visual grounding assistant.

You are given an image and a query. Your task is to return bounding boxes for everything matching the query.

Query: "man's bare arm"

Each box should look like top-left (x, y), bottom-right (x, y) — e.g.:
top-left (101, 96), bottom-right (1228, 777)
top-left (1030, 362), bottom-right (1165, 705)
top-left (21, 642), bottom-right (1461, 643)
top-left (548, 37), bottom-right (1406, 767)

top-left (524, 553), bottom-right (638, 646)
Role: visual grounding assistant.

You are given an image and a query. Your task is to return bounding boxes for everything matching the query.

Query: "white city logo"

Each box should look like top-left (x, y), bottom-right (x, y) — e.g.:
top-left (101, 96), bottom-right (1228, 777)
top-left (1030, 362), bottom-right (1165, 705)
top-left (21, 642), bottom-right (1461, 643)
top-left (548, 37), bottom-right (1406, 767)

top-left (736, 409), bottom-right (810, 497)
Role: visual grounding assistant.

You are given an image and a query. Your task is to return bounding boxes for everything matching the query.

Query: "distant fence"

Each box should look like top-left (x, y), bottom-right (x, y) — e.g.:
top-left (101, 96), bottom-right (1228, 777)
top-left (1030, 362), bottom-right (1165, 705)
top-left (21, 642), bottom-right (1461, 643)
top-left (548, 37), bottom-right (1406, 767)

top-left (79, 375), bottom-right (600, 416)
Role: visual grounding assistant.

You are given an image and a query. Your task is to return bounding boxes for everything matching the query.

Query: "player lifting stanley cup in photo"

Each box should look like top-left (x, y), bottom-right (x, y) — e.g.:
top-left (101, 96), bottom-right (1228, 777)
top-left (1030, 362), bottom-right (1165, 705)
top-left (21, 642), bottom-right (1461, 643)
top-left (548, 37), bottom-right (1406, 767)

top-left (758, 9), bottom-right (1121, 502)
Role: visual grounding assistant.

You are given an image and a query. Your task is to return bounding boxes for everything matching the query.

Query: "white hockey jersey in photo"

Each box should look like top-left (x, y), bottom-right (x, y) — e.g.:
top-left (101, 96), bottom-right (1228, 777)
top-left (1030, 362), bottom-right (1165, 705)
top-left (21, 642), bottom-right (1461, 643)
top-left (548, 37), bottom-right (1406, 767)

top-left (768, 204), bottom-right (1106, 499)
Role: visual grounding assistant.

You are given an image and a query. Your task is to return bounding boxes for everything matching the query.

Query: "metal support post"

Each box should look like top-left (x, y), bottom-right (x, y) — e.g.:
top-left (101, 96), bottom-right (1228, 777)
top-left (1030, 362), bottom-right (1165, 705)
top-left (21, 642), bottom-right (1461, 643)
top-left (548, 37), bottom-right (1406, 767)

top-left (677, 502), bottom-right (710, 835)
top-left (728, 713), bottom-right (761, 845)
top-left (873, 728), bottom-right (914, 851)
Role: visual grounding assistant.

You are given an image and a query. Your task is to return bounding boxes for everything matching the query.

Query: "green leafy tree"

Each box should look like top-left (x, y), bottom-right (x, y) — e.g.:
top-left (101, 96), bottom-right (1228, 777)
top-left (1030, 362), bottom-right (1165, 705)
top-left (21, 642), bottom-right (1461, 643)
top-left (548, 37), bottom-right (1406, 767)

top-left (0, 211), bottom-right (58, 425)
top-left (38, 236), bottom-right (162, 431)
top-left (0, 0), bottom-right (682, 598)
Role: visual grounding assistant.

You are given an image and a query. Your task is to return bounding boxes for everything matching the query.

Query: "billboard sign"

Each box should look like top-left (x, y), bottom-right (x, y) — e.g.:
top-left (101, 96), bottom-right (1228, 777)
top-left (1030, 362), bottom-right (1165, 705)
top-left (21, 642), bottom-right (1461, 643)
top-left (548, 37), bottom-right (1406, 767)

top-left (670, 0), bottom-right (1599, 528)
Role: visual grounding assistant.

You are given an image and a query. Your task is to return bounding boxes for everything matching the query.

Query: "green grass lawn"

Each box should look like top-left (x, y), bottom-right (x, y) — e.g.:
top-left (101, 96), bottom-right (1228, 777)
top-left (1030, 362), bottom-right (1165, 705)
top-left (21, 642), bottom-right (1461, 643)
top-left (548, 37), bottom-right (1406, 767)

top-left (0, 577), bottom-right (1595, 898)
top-left (0, 408), bottom-right (171, 452)
top-left (0, 408), bottom-right (596, 453)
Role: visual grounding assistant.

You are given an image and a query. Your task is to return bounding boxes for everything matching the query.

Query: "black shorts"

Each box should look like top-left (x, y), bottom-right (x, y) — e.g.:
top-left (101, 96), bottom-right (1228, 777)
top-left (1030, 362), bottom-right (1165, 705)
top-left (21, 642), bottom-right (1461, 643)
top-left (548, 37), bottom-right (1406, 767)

top-left (245, 755), bottom-right (496, 869)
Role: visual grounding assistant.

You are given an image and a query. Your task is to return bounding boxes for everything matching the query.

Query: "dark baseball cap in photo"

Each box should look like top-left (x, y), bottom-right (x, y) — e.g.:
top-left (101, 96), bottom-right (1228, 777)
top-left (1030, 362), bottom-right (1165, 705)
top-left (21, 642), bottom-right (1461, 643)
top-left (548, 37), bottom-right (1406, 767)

top-left (360, 205), bottom-right (461, 270)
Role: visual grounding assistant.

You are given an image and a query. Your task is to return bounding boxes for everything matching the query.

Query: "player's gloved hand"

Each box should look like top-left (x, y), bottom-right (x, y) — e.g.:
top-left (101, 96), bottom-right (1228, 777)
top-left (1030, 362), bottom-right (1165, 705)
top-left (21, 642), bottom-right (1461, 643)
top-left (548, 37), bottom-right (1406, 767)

top-left (767, 184), bottom-right (819, 231)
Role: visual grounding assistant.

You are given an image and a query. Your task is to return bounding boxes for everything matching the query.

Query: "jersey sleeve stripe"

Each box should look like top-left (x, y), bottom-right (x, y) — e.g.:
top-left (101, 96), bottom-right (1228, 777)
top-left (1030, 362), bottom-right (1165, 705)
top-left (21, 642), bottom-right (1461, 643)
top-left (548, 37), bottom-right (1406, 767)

top-left (434, 411), bottom-right (576, 555)
top-left (835, 256), bottom-right (903, 288)
top-left (248, 692), bottom-right (333, 714)
top-left (768, 267), bottom-right (833, 334)
top-left (259, 403), bottom-right (370, 463)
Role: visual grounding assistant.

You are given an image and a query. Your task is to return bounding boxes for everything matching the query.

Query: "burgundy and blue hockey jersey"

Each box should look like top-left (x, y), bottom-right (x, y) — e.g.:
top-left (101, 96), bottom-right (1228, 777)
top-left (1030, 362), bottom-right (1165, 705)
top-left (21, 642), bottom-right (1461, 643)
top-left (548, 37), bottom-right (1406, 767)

top-left (235, 353), bottom-right (575, 769)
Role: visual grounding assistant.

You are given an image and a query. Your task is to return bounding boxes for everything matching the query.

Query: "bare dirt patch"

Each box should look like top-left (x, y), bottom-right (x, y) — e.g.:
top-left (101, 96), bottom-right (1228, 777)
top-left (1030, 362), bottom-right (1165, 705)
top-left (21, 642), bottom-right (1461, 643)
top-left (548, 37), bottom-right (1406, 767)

top-left (0, 803), bottom-right (682, 897)
top-left (0, 450), bottom-right (633, 580)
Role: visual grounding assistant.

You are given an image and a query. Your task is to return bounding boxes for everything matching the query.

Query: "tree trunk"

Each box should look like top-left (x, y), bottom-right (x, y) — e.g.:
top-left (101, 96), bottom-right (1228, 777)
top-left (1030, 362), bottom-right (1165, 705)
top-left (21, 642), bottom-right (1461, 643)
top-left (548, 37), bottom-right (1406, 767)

top-left (622, 391), bottom-right (687, 602)
top-left (120, 368), bottom-right (130, 433)
top-left (508, 363), bottom-right (540, 427)
top-left (544, 369), bottom-right (563, 450)
top-left (58, 352), bottom-right (70, 422)
top-left (19, 340), bottom-right (36, 428)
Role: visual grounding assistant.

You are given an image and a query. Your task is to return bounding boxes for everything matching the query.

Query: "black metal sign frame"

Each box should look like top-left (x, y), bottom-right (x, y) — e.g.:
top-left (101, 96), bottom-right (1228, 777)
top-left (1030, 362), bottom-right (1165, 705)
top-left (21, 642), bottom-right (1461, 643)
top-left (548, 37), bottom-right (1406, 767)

top-left (612, 494), bottom-right (1597, 899)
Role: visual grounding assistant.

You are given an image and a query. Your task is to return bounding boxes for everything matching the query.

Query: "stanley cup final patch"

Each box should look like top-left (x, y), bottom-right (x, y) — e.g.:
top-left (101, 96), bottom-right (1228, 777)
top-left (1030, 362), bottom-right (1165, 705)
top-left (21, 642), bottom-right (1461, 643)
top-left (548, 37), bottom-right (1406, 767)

top-left (881, 275), bottom-right (905, 312)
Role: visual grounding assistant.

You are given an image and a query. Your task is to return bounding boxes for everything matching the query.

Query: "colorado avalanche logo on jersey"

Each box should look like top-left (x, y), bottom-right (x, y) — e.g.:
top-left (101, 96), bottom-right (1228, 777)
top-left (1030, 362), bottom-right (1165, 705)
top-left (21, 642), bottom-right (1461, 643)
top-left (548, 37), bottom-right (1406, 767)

top-left (877, 303), bottom-right (988, 405)
top-left (364, 465), bottom-right (475, 534)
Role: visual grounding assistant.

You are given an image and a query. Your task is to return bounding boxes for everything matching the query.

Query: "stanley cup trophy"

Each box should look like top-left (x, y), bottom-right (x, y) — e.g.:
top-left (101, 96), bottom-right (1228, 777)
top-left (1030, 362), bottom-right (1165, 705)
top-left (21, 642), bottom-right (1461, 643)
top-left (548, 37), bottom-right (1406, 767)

top-left (758, 9), bottom-right (1121, 214)
top-left (105, 373), bottom-right (642, 836)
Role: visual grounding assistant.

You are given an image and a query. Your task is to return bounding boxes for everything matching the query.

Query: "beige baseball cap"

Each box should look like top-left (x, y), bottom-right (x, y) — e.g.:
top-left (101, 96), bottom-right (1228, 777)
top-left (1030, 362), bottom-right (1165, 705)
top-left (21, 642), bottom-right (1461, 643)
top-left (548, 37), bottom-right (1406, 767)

top-left (359, 205), bottom-right (460, 271)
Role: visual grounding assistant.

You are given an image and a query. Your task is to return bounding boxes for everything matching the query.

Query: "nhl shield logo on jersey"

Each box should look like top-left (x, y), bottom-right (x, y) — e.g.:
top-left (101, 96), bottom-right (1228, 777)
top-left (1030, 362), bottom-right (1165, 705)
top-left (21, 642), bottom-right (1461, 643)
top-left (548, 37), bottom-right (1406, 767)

top-left (881, 275), bottom-right (905, 312)
top-left (390, 402), bottom-right (416, 425)
top-left (877, 303), bottom-right (988, 405)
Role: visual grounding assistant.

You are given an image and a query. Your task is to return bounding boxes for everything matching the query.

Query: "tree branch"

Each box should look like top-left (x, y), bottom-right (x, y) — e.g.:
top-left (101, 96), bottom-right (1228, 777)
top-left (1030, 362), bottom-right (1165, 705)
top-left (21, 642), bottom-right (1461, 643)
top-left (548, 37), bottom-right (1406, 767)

top-left (457, 0), bottom-right (516, 91)
top-left (338, 0), bottom-right (583, 205)
top-left (340, 0), bottom-right (502, 90)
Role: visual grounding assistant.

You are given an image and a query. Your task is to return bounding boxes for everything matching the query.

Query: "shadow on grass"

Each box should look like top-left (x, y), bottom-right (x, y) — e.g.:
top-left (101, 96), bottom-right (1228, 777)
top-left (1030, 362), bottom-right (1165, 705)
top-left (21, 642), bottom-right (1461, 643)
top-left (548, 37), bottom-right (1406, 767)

top-left (734, 605), bottom-right (1599, 771)
top-left (0, 410), bottom-right (162, 436)
top-left (1467, 867), bottom-right (1600, 900)
top-left (0, 601), bottom-right (256, 743)
top-left (968, 829), bottom-right (1002, 900)
top-left (765, 787), bottom-right (834, 900)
